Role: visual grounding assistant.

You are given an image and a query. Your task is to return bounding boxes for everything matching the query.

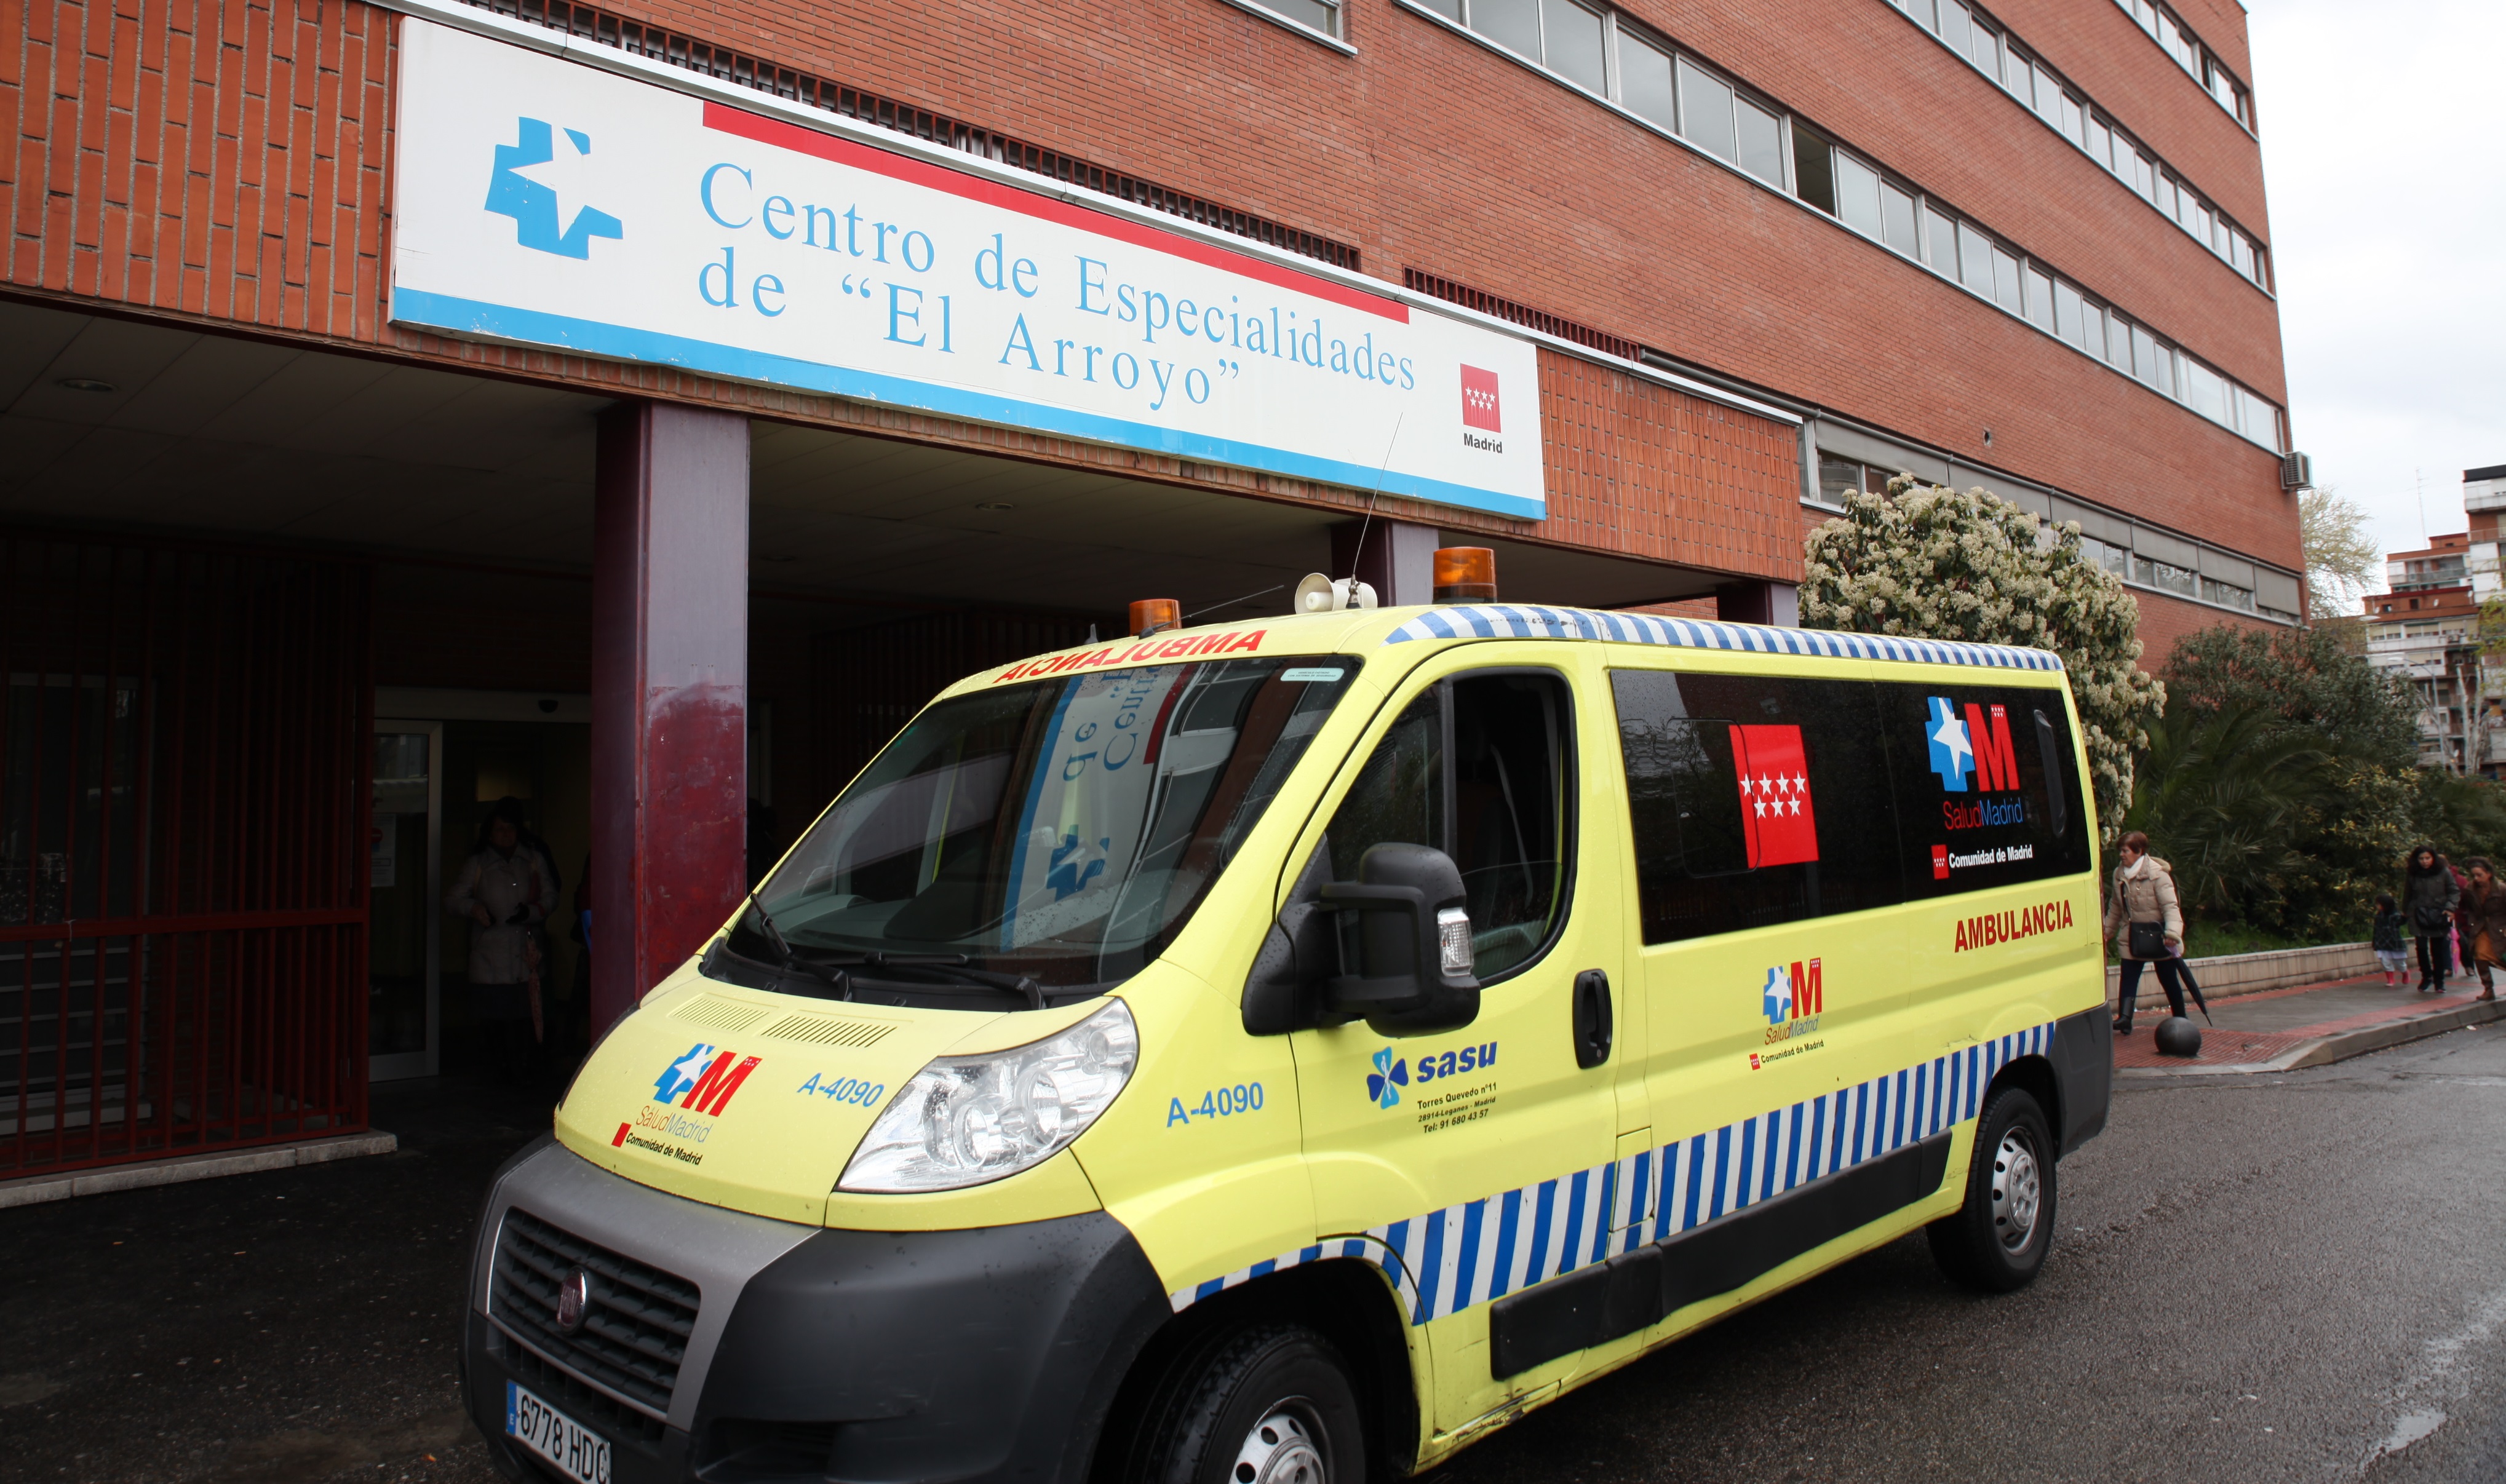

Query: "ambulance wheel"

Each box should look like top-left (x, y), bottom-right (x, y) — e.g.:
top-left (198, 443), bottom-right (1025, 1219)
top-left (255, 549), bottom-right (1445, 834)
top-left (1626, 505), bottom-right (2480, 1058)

top-left (1927, 1084), bottom-right (2055, 1293)
top-left (1124, 1322), bottom-right (1364, 1484)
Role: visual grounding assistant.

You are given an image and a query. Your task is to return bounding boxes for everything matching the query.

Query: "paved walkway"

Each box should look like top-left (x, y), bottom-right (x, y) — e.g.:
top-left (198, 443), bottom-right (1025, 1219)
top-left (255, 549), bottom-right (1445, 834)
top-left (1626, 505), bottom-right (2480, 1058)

top-left (2114, 972), bottom-right (2502, 1073)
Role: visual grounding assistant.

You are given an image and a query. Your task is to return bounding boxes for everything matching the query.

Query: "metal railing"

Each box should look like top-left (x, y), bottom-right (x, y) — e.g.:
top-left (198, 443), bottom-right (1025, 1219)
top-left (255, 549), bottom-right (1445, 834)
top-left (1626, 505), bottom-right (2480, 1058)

top-left (1, 535), bottom-right (372, 1176)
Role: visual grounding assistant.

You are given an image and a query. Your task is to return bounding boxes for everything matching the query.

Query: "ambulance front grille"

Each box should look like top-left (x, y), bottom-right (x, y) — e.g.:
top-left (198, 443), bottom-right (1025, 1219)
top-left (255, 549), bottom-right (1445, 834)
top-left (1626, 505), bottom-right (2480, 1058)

top-left (491, 1207), bottom-right (701, 1421)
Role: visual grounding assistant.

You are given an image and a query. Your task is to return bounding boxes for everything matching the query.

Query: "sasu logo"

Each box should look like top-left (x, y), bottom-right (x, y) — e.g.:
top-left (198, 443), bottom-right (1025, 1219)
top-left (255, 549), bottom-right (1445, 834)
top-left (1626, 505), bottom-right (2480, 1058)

top-left (1367, 1041), bottom-right (1500, 1109)
top-left (1366, 1048), bottom-right (1408, 1109)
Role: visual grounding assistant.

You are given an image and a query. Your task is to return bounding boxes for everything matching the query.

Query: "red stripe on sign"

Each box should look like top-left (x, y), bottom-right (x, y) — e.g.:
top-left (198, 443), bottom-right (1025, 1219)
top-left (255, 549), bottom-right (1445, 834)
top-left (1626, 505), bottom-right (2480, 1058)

top-left (701, 102), bottom-right (1409, 323)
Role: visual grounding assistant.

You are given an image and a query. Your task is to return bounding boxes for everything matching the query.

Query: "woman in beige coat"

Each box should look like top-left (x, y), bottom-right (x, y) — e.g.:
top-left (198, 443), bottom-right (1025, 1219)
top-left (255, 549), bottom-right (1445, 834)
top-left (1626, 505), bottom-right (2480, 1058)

top-left (2104, 830), bottom-right (2189, 1032)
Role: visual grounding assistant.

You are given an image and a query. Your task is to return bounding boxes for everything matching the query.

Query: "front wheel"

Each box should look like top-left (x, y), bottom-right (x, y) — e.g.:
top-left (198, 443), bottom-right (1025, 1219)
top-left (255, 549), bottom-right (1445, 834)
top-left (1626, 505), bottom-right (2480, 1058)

top-left (1927, 1085), bottom-right (2056, 1292)
top-left (1120, 1322), bottom-right (1366, 1484)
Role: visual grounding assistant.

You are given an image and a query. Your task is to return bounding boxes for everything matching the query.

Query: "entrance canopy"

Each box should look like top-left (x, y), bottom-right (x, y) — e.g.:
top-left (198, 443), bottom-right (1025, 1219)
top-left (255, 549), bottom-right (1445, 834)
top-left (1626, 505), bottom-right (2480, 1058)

top-left (0, 298), bottom-right (1717, 618)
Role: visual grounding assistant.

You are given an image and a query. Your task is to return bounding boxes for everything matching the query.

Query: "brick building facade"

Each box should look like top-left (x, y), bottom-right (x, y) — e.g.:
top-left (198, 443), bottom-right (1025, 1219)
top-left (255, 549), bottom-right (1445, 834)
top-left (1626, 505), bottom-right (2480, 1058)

top-left (0, 0), bottom-right (2300, 1169)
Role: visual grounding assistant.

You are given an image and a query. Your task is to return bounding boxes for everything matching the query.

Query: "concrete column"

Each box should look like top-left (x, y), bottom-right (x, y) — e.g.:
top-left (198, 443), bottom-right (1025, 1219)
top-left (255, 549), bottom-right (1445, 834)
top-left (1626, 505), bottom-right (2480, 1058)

top-left (1330, 518), bottom-right (1439, 606)
top-left (1716, 579), bottom-right (1800, 627)
top-left (590, 400), bottom-right (750, 1033)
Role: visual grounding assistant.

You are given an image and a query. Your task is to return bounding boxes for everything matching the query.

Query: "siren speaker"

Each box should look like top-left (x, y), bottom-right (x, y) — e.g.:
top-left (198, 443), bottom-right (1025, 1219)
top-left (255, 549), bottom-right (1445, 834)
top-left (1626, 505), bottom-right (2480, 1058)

top-left (1294, 573), bottom-right (1378, 613)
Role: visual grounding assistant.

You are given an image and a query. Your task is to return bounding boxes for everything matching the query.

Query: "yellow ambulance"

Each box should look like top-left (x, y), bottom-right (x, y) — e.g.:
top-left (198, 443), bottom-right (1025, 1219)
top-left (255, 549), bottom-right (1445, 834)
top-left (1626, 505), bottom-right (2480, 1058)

top-left (463, 574), bottom-right (2110, 1484)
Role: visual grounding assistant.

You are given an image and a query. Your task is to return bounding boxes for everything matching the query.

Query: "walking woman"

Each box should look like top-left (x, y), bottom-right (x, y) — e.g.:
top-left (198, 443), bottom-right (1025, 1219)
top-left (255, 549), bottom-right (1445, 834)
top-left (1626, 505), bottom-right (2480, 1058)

top-left (2458, 857), bottom-right (2506, 1001)
top-left (445, 797), bottom-right (559, 1077)
top-left (2106, 830), bottom-right (2190, 1032)
top-left (2404, 846), bottom-right (2461, 994)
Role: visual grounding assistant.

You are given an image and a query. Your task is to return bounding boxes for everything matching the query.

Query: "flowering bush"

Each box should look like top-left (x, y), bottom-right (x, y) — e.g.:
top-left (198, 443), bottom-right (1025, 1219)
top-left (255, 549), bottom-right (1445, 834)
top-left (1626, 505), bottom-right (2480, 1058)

top-left (1800, 477), bottom-right (2163, 834)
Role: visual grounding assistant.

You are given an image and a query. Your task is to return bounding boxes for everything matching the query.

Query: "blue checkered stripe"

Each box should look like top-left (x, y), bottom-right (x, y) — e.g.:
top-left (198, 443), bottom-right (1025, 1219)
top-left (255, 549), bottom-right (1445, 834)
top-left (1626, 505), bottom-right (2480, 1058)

top-left (1169, 1022), bottom-right (2055, 1325)
top-left (1380, 605), bottom-right (2066, 672)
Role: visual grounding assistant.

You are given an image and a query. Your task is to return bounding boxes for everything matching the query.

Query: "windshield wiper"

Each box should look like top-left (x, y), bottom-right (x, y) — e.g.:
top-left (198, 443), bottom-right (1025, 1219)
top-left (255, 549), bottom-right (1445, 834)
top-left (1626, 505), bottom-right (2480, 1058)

top-left (726, 905), bottom-right (1064, 1010)
top-left (739, 893), bottom-right (853, 998)
top-left (867, 960), bottom-right (1050, 1011)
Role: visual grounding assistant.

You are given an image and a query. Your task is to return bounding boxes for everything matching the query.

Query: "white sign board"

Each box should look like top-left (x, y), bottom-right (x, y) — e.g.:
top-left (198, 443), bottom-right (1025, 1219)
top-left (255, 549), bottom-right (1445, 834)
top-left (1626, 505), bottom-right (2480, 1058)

top-left (389, 21), bottom-right (1546, 519)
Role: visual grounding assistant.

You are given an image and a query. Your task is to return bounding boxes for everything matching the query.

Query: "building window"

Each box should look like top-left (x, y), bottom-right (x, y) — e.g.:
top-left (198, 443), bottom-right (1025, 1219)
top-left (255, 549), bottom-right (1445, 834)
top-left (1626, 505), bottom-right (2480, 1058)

top-left (1921, 202), bottom-right (1957, 276)
top-left (1791, 119), bottom-right (1836, 213)
top-left (2023, 264), bottom-right (2055, 332)
top-left (2134, 555), bottom-right (2198, 597)
top-left (1956, 221), bottom-right (1994, 297)
top-left (1675, 56), bottom-right (1739, 162)
top-left (1620, 32), bottom-right (1676, 128)
top-left (1879, 181), bottom-right (1919, 255)
top-left (1543, 0), bottom-right (1608, 93)
top-left (2200, 577), bottom-right (2256, 611)
top-left (1990, 245), bottom-right (2023, 314)
top-left (1817, 456), bottom-right (1863, 507)
top-left (1835, 152), bottom-right (1883, 237)
top-left (1468, 0), bottom-right (1546, 67)
top-left (1246, 0), bottom-right (1345, 38)
top-left (1735, 98), bottom-right (1786, 186)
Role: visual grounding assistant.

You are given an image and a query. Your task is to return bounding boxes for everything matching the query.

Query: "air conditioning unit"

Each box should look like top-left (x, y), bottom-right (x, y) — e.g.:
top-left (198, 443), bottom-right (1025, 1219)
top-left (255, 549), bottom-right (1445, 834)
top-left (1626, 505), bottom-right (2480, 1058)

top-left (2280, 450), bottom-right (2313, 490)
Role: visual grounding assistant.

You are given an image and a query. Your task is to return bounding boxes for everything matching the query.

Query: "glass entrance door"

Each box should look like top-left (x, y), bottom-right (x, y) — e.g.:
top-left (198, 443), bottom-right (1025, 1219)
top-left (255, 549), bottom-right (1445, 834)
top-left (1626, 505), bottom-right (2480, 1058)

top-left (369, 722), bottom-right (442, 1080)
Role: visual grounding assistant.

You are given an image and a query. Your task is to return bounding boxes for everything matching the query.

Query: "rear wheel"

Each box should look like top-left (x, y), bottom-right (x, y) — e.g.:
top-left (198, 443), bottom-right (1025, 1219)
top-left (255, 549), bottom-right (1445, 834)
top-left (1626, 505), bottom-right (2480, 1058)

top-left (1928, 1085), bottom-right (2056, 1292)
top-left (1120, 1322), bottom-right (1365, 1484)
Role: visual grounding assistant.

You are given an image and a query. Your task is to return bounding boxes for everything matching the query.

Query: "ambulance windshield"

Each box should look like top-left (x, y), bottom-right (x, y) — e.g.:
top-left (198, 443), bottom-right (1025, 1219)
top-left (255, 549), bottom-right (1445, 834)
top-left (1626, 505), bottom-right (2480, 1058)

top-left (738, 657), bottom-right (1356, 988)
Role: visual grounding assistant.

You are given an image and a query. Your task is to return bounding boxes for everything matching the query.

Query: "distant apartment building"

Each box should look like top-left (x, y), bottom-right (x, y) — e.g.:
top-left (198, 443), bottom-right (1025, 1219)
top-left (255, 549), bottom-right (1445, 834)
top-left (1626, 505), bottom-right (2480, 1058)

top-left (2368, 523), bottom-right (2496, 777)
top-left (2465, 464), bottom-right (2506, 602)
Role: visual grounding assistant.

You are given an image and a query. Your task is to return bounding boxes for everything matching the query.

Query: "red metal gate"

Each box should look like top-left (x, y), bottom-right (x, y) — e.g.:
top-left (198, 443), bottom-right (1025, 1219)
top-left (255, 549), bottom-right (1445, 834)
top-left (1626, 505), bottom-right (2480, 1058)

top-left (1, 533), bottom-right (373, 1177)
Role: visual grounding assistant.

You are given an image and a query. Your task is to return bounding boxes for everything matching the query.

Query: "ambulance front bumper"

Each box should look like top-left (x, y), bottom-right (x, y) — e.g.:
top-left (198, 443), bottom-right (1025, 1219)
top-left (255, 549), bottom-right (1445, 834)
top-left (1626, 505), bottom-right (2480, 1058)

top-left (460, 1137), bottom-right (1171, 1484)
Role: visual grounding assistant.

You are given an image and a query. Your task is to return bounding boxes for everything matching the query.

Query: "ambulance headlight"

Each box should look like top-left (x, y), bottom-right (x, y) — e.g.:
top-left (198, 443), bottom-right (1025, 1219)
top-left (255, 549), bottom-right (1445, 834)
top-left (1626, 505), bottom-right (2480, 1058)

top-left (837, 999), bottom-right (1139, 1193)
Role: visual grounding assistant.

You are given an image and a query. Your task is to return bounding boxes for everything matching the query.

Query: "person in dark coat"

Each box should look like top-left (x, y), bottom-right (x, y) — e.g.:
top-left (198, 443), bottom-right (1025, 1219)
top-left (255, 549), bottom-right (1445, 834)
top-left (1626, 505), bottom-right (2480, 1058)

top-left (2403, 846), bottom-right (2462, 994)
top-left (2457, 857), bottom-right (2506, 1002)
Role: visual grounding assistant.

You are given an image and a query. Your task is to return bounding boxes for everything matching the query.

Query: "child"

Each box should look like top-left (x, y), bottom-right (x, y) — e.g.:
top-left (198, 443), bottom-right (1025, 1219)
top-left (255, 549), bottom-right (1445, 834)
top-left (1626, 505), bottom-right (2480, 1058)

top-left (2374, 892), bottom-right (2408, 985)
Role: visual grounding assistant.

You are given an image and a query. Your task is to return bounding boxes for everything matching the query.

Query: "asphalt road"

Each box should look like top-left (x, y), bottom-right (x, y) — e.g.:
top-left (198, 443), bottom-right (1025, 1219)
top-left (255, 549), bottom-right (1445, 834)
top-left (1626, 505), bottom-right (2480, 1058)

top-left (4, 1026), bottom-right (2504, 1483)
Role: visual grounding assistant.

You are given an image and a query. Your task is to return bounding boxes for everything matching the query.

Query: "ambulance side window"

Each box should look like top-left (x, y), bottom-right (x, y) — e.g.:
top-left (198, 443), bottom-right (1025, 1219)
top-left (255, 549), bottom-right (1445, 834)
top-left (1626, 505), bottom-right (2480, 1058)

top-left (1611, 669), bottom-right (1900, 944)
top-left (1324, 672), bottom-right (1573, 982)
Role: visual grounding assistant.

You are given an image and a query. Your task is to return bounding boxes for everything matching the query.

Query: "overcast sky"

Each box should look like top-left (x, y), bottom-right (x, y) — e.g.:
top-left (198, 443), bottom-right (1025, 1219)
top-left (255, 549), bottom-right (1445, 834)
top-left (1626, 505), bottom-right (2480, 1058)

top-left (2249, 0), bottom-right (2506, 606)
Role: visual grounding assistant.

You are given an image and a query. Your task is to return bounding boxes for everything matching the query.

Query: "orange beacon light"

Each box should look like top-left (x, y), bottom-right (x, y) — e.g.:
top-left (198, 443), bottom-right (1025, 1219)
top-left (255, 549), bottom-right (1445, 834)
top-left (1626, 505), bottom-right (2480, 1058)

top-left (1432, 547), bottom-right (1497, 603)
top-left (1129, 598), bottom-right (1183, 638)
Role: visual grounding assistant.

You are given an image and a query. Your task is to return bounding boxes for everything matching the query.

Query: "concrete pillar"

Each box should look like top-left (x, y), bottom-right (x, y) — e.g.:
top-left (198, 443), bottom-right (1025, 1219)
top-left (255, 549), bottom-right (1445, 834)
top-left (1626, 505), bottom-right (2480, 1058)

top-left (1330, 518), bottom-right (1439, 606)
top-left (590, 400), bottom-right (750, 1033)
top-left (1716, 579), bottom-right (1800, 627)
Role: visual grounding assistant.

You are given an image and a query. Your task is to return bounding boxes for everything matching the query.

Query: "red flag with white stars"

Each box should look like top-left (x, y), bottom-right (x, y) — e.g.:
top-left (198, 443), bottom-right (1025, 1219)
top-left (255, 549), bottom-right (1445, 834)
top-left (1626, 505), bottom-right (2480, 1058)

top-left (1733, 724), bottom-right (1819, 867)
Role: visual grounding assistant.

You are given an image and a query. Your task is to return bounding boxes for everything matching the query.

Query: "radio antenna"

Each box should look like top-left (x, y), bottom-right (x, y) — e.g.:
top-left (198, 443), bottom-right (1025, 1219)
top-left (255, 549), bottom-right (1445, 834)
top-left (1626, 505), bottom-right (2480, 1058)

top-left (1343, 413), bottom-right (1407, 588)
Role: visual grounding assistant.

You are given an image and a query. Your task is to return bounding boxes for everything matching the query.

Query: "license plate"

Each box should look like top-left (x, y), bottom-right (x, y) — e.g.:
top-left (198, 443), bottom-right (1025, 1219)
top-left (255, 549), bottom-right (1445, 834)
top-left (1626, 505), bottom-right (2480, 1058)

top-left (506, 1380), bottom-right (612, 1484)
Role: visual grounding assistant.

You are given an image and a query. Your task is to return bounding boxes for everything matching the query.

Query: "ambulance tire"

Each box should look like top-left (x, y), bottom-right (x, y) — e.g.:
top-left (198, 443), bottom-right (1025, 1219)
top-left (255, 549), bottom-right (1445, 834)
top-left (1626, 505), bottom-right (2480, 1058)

top-left (1123, 1321), bottom-right (1366, 1484)
top-left (1927, 1084), bottom-right (2055, 1293)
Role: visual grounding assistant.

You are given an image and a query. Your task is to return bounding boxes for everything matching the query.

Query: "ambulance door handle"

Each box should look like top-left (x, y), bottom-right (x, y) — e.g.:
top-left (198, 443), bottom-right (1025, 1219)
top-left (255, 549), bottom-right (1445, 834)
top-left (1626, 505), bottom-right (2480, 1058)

top-left (1572, 970), bottom-right (1613, 1069)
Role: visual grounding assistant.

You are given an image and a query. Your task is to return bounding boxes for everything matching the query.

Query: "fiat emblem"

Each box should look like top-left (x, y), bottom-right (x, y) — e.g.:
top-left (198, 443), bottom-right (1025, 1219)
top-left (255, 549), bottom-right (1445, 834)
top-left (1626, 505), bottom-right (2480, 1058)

top-left (555, 1268), bottom-right (591, 1334)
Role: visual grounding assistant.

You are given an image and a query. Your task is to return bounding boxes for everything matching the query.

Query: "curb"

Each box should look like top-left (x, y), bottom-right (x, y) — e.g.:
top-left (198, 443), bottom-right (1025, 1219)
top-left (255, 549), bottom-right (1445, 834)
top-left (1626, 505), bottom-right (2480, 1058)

top-left (0, 1130), bottom-right (399, 1209)
top-left (2118, 999), bottom-right (2506, 1078)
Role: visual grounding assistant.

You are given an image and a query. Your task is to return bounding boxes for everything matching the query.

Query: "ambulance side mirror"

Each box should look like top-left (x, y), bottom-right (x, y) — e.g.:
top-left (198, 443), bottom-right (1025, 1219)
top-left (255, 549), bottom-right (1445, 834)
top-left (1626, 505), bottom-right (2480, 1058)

top-left (1318, 843), bottom-right (1482, 1037)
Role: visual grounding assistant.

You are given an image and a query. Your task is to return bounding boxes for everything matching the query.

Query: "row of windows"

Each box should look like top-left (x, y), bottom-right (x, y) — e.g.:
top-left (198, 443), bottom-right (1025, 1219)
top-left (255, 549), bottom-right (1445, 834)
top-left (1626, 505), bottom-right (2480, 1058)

top-left (1398, 0), bottom-right (2286, 456)
top-left (2076, 536), bottom-right (2261, 614)
top-left (1815, 458), bottom-right (2281, 619)
top-left (1882, 0), bottom-right (2269, 292)
top-left (2109, 0), bottom-right (2253, 129)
